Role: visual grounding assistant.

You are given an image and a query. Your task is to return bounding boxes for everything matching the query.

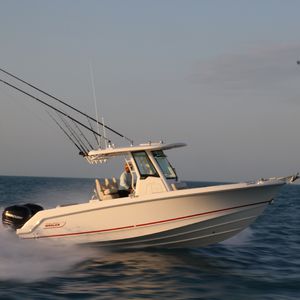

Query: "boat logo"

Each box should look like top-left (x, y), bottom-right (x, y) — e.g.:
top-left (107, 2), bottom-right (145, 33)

top-left (44, 221), bottom-right (66, 229)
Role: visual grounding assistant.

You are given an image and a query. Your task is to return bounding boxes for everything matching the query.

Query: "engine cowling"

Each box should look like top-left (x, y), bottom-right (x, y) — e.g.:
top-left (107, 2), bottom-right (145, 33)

top-left (2, 203), bottom-right (43, 230)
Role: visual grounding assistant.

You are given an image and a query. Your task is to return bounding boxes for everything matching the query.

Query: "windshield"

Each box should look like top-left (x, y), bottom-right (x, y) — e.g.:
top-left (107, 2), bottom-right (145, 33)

top-left (132, 151), bottom-right (159, 179)
top-left (152, 150), bottom-right (177, 179)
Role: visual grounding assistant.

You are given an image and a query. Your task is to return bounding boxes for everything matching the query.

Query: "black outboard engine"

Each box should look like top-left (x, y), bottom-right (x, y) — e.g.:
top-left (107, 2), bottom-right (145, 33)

top-left (24, 203), bottom-right (44, 216)
top-left (2, 203), bottom-right (44, 230)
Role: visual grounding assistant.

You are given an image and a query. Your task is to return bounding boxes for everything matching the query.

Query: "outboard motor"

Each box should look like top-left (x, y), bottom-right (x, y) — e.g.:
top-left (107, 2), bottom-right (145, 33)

top-left (2, 203), bottom-right (43, 230)
top-left (24, 203), bottom-right (44, 216)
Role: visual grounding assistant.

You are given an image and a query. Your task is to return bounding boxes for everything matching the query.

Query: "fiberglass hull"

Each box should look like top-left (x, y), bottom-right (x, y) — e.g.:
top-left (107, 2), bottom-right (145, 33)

top-left (17, 181), bottom-right (284, 248)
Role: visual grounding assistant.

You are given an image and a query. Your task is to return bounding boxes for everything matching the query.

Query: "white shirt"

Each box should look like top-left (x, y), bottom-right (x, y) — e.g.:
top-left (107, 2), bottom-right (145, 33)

top-left (119, 171), bottom-right (132, 190)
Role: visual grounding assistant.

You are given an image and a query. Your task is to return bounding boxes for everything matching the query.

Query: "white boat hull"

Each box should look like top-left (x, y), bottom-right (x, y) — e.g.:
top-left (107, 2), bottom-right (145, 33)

top-left (17, 180), bottom-right (284, 248)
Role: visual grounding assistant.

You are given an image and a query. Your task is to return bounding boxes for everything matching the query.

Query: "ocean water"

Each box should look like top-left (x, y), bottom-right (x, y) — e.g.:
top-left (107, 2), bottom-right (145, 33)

top-left (0, 176), bottom-right (299, 300)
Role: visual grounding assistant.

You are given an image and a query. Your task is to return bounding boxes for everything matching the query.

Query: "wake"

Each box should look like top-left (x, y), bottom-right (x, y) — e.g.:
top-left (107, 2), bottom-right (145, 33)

top-left (0, 223), bottom-right (99, 282)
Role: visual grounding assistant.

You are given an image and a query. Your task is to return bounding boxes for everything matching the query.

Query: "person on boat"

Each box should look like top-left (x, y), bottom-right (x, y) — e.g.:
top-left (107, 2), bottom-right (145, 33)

top-left (119, 162), bottom-right (133, 197)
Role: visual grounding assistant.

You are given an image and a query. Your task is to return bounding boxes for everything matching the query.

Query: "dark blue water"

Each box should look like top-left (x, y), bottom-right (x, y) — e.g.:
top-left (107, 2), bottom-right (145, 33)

top-left (0, 176), bottom-right (299, 299)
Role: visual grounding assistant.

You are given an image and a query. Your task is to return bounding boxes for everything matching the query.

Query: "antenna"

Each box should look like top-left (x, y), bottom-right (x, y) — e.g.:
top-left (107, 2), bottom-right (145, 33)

top-left (87, 116), bottom-right (100, 146)
top-left (89, 62), bottom-right (101, 148)
top-left (89, 62), bottom-right (109, 148)
top-left (102, 116), bottom-right (108, 148)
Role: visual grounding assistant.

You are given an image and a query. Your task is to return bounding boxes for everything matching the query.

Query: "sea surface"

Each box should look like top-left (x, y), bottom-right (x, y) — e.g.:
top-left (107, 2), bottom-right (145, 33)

top-left (0, 176), bottom-right (299, 300)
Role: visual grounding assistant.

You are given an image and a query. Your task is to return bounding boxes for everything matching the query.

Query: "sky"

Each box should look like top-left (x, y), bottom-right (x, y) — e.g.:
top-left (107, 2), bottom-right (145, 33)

top-left (0, 0), bottom-right (300, 182)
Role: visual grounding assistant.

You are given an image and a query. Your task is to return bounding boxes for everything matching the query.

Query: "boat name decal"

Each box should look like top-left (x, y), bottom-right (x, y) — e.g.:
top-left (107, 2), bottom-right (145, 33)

top-left (44, 221), bottom-right (66, 229)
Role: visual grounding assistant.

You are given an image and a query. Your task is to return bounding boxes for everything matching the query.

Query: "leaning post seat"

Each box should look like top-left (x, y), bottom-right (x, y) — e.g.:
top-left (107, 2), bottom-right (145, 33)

top-left (95, 178), bottom-right (119, 200)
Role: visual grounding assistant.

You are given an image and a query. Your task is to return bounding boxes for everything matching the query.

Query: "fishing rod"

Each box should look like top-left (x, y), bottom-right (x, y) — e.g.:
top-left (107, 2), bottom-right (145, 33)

top-left (0, 67), bottom-right (134, 145)
top-left (46, 111), bottom-right (86, 156)
top-left (0, 78), bottom-right (111, 144)
top-left (57, 113), bottom-right (90, 155)
top-left (71, 119), bottom-right (94, 150)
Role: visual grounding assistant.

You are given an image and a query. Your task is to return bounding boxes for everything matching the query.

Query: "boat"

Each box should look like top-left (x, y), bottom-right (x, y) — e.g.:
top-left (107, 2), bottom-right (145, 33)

top-left (1, 67), bottom-right (299, 248)
top-left (3, 142), bottom-right (298, 248)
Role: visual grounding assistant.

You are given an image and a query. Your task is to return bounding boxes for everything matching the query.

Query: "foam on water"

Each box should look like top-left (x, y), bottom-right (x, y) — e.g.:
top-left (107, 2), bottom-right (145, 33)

top-left (221, 228), bottom-right (254, 246)
top-left (0, 223), bottom-right (99, 282)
